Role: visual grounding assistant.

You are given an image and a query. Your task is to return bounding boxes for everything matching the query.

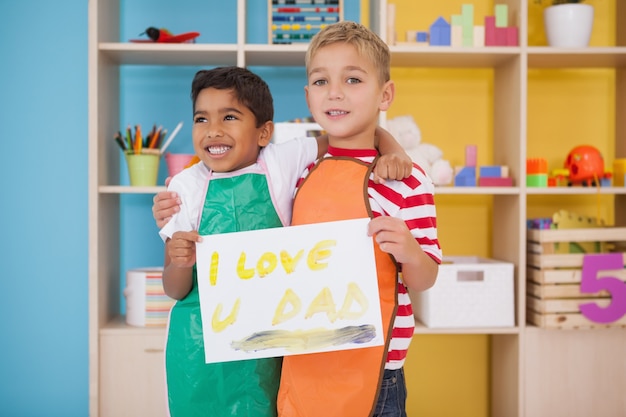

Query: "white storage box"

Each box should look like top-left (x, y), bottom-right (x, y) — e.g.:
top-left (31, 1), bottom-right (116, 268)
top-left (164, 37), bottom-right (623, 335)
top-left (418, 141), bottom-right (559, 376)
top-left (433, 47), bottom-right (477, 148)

top-left (272, 122), bottom-right (324, 144)
top-left (124, 267), bottom-right (175, 327)
top-left (411, 256), bottom-right (514, 328)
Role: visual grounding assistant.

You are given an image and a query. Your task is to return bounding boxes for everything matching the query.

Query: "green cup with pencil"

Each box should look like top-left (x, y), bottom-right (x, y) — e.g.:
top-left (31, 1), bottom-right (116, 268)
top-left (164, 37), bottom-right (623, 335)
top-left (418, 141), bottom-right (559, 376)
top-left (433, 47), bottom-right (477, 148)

top-left (114, 122), bottom-right (183, 186)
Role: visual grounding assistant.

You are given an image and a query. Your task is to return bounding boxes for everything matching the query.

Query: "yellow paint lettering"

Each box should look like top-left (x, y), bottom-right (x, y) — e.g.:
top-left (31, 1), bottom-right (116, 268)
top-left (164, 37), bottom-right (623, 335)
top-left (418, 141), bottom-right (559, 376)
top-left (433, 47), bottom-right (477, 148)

top-left (280, 249), bottom-right (304, 274)
top-left (337, 282), bottom-right (369, 320)
top-left (212, 298), bottom-right (241, 333)
top-left (209, 252), bottom-right (219, 286)
top-left (305, 287), bottom-right (338, 322)
top-left (237, 252), bottom-right (255, 279)
top-left (272, 288), bottom-right (302, 325)
top-left (306, 239), bottom-right (336, 271)
top-left (257, 252), bottom-right (278, 277)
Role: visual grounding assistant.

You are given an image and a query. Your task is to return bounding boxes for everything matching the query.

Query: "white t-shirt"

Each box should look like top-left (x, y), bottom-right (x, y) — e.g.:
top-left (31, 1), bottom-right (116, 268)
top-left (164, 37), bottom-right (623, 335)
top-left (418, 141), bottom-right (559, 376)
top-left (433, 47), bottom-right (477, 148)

top-left (159, 136), bottom-right (317, 241)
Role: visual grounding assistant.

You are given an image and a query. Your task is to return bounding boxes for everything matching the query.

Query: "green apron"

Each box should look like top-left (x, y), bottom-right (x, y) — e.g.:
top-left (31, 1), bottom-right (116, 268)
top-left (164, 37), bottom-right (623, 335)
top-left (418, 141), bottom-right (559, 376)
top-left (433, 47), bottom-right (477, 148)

top-left (165, 171), bottom-right (284, 417)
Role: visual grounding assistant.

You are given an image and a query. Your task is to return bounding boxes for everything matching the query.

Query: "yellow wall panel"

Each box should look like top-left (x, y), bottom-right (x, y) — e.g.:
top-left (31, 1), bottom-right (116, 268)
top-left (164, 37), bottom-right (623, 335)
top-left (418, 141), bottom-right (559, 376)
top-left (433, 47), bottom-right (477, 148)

top-left (389, 68), bottom-right (494, 168)
top-left (405, 335), bottom-right (490, 417)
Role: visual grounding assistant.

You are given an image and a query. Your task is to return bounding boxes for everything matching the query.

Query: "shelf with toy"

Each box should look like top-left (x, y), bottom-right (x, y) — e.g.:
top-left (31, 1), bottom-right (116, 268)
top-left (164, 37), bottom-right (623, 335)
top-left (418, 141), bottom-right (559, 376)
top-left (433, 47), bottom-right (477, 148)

top-left (435, 186), bottom-right (521, 195)
top-left (99, 42), bottom-right (239, 66)
top-left (526, 186), bottom-right (626, 195)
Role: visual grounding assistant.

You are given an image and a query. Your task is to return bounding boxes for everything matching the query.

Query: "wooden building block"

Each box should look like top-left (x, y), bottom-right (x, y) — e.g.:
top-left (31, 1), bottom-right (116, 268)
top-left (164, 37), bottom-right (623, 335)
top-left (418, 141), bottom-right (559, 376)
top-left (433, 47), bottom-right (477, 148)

top-left (506, 26), bottom-right (518, 46)
top-left (480, 165), bottom-right (508, 178)
top-left (461, 4), bottom-right (474, 46)
top-left (430, 16), bottom-right (451, 46)
top-left (454, 166), bottom-right (476, 186)
top-left (451, 25), bottom-right (463, 47)
top-left (495, 27), bottom-right (507, 46)
top-left (484, 16), bottom-right (496, 46)
top-left (473, 25), bottom-right (485, 47)
top-left (527, 174), bottom-right (547, 187)
top-left (465, 144), bottom-right (477, 166)
top-left (527, 158), bottom-right (547, 174)
top-left (416, 31), bottom-right (429, 45)
top-left (495, 4), bottom-right (508, 27)
top-left (478, 177), bottom-right (513, 186)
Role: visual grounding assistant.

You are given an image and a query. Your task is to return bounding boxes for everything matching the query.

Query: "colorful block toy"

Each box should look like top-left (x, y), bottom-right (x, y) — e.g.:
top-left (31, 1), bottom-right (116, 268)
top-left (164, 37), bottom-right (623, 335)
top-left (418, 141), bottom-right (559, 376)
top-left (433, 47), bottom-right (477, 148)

top-left (430, 17), bottom-right (451, 46)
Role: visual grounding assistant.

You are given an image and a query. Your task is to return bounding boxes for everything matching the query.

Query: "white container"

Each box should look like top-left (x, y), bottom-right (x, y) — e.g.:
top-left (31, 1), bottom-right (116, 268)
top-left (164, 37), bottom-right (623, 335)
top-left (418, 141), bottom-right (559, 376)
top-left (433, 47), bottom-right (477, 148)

top-left (124, 267), bottom-right (175, 327)
top-left (544, 4), bottom-right (594, 48)
top-left (411, 256), bottom-right (514, 328)
top-left (272, 122), bottom-right (324, 144)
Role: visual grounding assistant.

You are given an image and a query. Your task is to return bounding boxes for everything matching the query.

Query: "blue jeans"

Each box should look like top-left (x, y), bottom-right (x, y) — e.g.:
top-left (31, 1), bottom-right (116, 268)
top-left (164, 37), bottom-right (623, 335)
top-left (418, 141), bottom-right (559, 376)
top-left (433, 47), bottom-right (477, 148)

top-left (374, 368), bottom-right (408, 417)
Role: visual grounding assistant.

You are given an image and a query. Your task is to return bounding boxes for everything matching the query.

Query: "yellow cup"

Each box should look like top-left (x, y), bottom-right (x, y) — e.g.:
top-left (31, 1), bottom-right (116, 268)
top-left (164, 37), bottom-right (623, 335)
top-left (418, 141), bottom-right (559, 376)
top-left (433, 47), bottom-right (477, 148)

top-left (125, 153), bottom-right (160, 186)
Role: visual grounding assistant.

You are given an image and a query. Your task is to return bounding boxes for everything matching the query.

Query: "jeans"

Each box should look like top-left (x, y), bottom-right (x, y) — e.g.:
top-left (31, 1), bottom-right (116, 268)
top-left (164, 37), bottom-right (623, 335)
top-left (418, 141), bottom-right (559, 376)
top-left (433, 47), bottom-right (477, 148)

top-left (373, 368), bottom-right (408, 417)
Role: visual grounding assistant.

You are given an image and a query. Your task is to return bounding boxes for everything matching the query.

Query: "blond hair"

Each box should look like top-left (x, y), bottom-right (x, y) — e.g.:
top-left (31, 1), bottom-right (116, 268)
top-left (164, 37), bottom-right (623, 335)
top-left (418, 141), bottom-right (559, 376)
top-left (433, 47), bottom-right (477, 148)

top-left (305, 21), bottom-right (390, 85)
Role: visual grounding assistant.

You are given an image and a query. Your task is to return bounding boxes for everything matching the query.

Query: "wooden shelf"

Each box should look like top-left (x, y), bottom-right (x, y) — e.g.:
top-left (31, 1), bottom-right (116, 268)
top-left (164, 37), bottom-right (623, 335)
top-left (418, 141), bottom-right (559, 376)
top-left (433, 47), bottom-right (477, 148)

top-left (435, 186), bottom-right (521, 195)
top-left (526, 186), bottom-right (626, 195)
top-left (99, 42), bottom-right (239, 66)
top-left (99, 185), bottom-right (166, 194)
top-left (413, 321), bottom-right (520, 335)
top-left (527, 47), bottom-right (626, 68)
top-left (390, 46), bottom-right (520, 68)
top-left (100, 316), bottom-right (167, 336)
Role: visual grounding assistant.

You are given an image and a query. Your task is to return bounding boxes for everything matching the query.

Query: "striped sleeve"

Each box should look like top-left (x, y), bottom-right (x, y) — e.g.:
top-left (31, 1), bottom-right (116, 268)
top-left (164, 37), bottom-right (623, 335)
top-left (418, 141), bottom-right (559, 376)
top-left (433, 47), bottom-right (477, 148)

top-left (368, 163), bottom-right (442, 369)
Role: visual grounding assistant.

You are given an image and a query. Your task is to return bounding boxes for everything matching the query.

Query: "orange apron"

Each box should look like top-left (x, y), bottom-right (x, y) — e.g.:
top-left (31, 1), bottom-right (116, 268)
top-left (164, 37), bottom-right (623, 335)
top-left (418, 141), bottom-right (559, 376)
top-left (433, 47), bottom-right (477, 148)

top-left (277, 156), bottom-right (398, 417)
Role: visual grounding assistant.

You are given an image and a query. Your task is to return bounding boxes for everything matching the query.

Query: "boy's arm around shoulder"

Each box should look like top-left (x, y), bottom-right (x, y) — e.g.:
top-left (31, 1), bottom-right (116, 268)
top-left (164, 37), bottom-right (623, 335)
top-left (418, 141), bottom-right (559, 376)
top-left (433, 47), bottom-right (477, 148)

top-left (374, 126), bottom-right (413, 181)
top-left (313, 128), bottom-right (413, 181)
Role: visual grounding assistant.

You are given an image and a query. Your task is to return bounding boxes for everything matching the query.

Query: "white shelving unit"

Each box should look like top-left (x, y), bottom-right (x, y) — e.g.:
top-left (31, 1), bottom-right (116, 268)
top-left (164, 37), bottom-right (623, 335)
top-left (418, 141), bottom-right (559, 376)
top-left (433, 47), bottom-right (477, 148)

top-left (88, 1), bottom-right (626, 415)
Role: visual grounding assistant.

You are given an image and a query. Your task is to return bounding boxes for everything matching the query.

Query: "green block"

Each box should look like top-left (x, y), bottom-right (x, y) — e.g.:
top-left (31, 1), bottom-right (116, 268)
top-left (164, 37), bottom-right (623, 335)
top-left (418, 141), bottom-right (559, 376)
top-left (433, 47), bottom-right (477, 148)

top-left (526, 174), bottom-right (547, 187)
top-left (462, 4), bottom-right (474, 25)
top-left (495, 4), bottom-right (508, 28)
top-left (462, 4), bottom-right (474, 46)
top-left (451, 14), bottom-right (462, 26)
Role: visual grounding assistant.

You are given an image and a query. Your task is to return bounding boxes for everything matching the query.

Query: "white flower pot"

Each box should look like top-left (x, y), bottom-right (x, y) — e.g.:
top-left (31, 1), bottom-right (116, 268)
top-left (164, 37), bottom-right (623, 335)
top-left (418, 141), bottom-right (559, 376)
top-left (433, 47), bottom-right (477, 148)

top-left (544, 4), bottom-right (594, 48)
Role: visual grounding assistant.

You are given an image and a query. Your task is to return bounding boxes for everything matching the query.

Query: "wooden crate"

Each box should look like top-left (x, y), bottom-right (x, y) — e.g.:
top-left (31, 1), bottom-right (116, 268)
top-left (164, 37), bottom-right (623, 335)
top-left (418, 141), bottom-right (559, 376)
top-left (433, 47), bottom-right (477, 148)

top-left (526, 227), bottom-right (626, 329)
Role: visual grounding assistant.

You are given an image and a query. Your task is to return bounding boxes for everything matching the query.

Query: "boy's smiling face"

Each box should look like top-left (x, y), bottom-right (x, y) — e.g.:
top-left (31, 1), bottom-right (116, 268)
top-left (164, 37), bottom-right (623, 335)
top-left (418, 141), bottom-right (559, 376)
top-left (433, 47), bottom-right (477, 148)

top-left (192, 87), bottom-right (272, 172)
top-left (305, 42), bottom-right (394, 149)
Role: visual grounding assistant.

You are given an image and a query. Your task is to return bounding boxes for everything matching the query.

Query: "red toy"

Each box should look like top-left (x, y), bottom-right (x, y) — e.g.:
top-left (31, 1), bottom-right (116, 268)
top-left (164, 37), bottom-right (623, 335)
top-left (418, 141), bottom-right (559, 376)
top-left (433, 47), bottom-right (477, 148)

top-left (130, 27), bottom-right (200, 43)
top-left (563, 145), bottom-right (609, 186)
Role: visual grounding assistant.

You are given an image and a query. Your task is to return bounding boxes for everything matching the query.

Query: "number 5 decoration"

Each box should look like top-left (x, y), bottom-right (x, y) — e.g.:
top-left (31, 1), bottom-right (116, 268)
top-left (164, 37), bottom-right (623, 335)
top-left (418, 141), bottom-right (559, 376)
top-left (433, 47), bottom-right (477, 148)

top-left (579, 253), bottom-right (626, 324)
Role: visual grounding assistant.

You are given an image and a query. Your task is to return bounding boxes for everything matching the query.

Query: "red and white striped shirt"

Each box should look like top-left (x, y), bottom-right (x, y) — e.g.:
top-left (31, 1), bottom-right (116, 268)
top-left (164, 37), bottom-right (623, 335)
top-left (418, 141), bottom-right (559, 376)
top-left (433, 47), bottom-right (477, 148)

top-left (296, 146), bottom-right (442, 369)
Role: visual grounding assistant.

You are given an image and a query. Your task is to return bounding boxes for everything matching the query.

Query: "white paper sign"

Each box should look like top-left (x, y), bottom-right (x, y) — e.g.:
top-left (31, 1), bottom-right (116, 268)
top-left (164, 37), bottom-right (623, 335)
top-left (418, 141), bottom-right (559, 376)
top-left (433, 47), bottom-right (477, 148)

top-left (195, 218), bottom-right (383, 364)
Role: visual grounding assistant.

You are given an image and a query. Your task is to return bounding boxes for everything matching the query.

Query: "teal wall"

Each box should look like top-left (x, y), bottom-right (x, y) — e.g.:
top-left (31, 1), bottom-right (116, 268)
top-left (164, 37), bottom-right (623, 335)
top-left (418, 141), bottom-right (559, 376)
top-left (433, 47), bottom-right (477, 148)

top-left (0, 1), bottom-right (359, 415)
top-left (0, 1), bottom-right (89, 416)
